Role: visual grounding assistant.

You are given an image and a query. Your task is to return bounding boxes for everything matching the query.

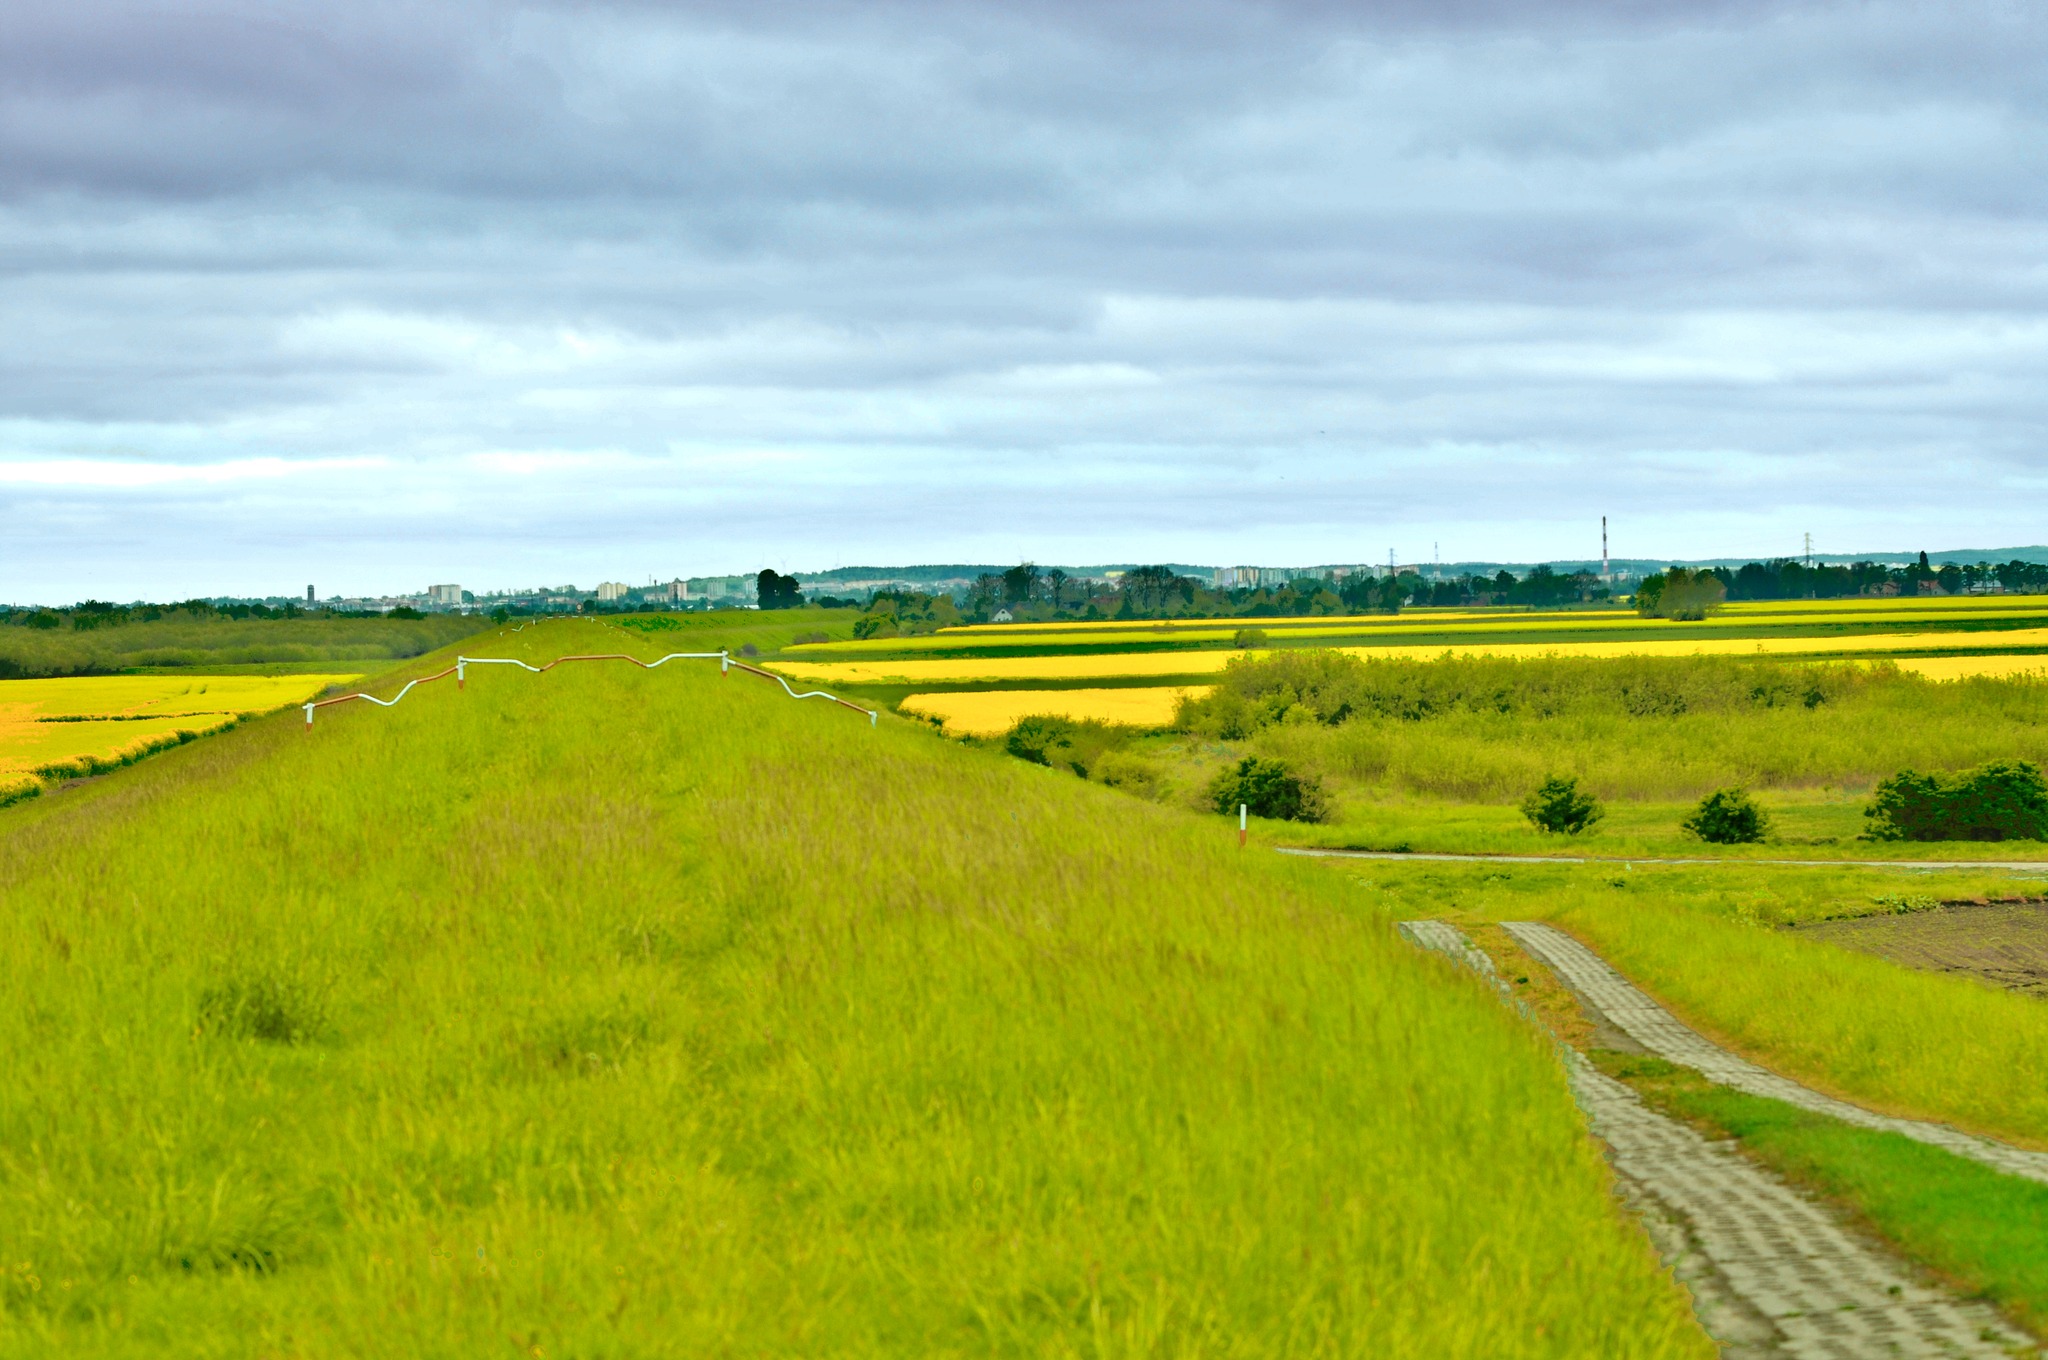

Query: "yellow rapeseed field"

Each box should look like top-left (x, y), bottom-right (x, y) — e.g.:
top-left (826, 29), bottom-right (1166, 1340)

top-left (803, 596), bottom-right (2048, 657)
top-left (900, 686), bottom-right (1213, 735)
top-left (770, 626), bottom-right (2048, 686)
top-left (0, 673), bottom-right (360, 779)
top-left (1892, 655), bottom-right (2048, 681)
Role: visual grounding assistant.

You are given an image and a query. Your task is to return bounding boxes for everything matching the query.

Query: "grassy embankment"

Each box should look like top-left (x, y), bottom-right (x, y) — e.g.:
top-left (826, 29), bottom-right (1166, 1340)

top-left (0, 618), bottom-right (1708, 1358)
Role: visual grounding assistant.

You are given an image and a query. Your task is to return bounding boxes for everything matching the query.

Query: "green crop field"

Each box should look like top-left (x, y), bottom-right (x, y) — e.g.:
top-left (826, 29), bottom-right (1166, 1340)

top-left (0, 612), bottom-right (493, 679)
top-left (0, 618), bottom-right (1710, 1358)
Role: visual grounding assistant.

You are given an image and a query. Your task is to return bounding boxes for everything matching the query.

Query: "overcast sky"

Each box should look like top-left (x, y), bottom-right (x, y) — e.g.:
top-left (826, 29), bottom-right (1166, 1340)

top-left (4, 0), bottom-right (2046, 600)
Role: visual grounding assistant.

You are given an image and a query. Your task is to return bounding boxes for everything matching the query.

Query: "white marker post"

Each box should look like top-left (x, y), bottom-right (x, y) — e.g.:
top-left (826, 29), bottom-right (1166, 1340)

top-left (1239, 802), bottom-right (1247, 848)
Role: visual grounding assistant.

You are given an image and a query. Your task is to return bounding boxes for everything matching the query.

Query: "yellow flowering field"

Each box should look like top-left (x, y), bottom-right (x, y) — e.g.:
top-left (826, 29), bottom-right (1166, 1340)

top-left (801, 596), bottom-right (2048, 658)
top-left (1892, 655), bottom-right (2048, 681)
top-left (900, 686), bottom-right (1212, 735)
top-left (772, 625), bottom-right (2048, 686)
top-left (0, 673), bottom-right (360, 779)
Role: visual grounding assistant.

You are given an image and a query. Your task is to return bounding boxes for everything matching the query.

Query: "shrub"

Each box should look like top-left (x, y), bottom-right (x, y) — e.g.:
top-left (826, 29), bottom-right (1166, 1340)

top-left (791, 631), bottom-right (828, 645)
top-left (1092, 750), bottom-right (1165, 800)
top-left (1681, 788), bottom-right (1770, 844)
top-left (1520, 775), bottom-right (1603, 835)
top-left (1003, 716), bottom-right (1126, 777)
top-left (1864, 758), bottom-right (2048, 841)
top-left (1233, 627), bottom-right (1268, 649)
top-left (1209, 756), bottom-right (1328, 823)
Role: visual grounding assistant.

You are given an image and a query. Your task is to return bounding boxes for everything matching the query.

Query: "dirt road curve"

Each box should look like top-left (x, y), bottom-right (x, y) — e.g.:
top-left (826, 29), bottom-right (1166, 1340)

top-left (1400, 921), bottom-right (2033, 1358)
top-left (1505, 922), bottom-right (2048, 1186)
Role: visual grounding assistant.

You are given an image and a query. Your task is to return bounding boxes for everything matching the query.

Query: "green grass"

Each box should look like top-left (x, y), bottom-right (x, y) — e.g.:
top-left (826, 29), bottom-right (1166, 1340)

top-left (1259, 787), bottom-right (2048, 861)
top-left (1595, 1051), bottom-right (2048, 1336)
top-left (0, 620), bottom-right (1708, 1358)
top-left (1212, 653), bottom-right (2048, 804)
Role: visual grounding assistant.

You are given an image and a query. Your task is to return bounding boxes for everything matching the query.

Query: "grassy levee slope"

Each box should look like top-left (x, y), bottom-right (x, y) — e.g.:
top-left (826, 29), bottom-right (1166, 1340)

top-left (0, 621), bottom-right (1708, 1358)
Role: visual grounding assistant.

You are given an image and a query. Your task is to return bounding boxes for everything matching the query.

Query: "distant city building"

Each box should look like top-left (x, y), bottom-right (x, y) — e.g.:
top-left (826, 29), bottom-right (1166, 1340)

top-left (306, 584), bottom-right (315, 602)
top-left (427, 583), bottom-right (462, 607)
top-left (596, 581), bottom-right (629, 601)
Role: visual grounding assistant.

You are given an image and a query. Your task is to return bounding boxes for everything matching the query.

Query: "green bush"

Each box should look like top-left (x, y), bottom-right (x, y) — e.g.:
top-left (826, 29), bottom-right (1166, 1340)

top-left (1003, 715), bottom-right (1126, 778)
top-left (1682, 788), bottom-right (1770, 844)
top-left (1520, 775), bottom-right (1603, 835)
top-left (1864, 758), bottom-right (2048, 841)
top-left (1208, 756), bottom-right (1328, 823)
top-left (1233, 627), bottom-right (1268, 649)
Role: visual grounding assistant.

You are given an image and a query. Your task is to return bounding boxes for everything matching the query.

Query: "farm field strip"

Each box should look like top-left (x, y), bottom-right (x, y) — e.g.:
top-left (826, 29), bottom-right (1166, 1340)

top-left (771, 625), bottom-right (2048, 686)
top-left (805, 605), bottom-right (2048, 658)
top-left (935, 595), bottom-right (2048, 640)
top-left (1894, 655), bottom-right (2048, 680)
top-left (1403, 920), bottom-right (2032, 1357)
top-left (1505, 922), bottom-right (2048, 1183)
top-left (0, 673), bottom-right (361, 778)
top-left (899, 685), bottom-right (1209, 735)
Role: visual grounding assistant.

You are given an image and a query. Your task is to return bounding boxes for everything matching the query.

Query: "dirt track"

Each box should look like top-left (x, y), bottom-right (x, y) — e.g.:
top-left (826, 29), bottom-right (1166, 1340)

top-left (1802, 901), bottom-right (2048, 996)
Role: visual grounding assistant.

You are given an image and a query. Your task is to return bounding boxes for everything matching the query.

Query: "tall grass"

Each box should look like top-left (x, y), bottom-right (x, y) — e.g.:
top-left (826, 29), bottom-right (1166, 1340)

top-left (0, 621), bottom-right (1707, 1357)
top-left (1181, 652), bottom-right (2048, 801)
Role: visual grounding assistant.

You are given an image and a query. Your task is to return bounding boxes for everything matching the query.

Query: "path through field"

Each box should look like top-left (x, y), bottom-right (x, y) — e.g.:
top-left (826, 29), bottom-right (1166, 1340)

top-left (1506, 922), bottom-right (2048, 1186)
top-left (1402, 921), bottom-right (2033, 1358)
top-left (1285, 848), bottom-right (2048, 873)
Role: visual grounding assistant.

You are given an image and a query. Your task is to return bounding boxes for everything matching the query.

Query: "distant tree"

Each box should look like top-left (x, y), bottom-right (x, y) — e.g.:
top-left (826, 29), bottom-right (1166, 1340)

top-left (1635, 567), bottom-right (1726, 620)
top-left (1118, 566), bottom-right (1189, 617)
top-left (967, 574), bottom-right (1004, 620)
top-left (1001, 563), bottom-right (1041, 606)
top-left (1682, 788), bottom-right (1770, 844)
top-left (756, 569), bottom-right (804, 610)
top-left (1520, 775), bottom-right (1603, 835)
top-left (1045, 568), bottom-right (1070, 610)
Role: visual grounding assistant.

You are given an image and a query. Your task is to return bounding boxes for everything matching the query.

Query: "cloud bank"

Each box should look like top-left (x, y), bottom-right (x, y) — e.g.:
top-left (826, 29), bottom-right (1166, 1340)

top-left (4, 0), bottom-right (2046, 598)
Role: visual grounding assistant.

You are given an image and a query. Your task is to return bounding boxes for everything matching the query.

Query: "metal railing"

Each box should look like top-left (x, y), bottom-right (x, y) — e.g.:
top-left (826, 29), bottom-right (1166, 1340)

top-left (302, 650), bottom-right (876, 727)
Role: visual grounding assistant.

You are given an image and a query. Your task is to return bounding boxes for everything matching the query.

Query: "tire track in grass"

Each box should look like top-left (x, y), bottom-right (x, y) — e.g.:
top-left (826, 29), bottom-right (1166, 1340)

top-left (1400, 921), bottom-right (2032, 1358)
top-left (1504, 922), bottom-right (2048, 1187)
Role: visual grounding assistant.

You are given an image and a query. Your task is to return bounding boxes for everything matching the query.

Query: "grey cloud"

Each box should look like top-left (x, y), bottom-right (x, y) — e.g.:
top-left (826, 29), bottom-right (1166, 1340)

top-left (3, 0), bottom-right (2047, 598)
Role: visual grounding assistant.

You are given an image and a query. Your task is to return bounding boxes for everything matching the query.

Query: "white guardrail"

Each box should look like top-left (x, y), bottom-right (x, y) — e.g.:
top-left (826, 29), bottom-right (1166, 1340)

top-left (302, 650), bottom-right (876, 727)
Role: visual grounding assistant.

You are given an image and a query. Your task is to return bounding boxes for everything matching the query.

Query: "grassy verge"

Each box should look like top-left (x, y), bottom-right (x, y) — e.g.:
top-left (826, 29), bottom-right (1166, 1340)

top-left (1592, 1050), bottom-right (2048, 1338)
top-left (0, 620), bottom-right (1709, 1358)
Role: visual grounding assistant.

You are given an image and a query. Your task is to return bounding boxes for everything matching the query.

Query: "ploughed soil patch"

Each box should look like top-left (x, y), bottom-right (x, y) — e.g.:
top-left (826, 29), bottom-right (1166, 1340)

top-left (1803, 900), bottom-right (2048, 997)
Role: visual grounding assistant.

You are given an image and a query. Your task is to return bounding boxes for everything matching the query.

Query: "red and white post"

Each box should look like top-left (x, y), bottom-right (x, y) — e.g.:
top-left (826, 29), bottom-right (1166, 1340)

top-left (1239, 802), bottom-right (1247, 848)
